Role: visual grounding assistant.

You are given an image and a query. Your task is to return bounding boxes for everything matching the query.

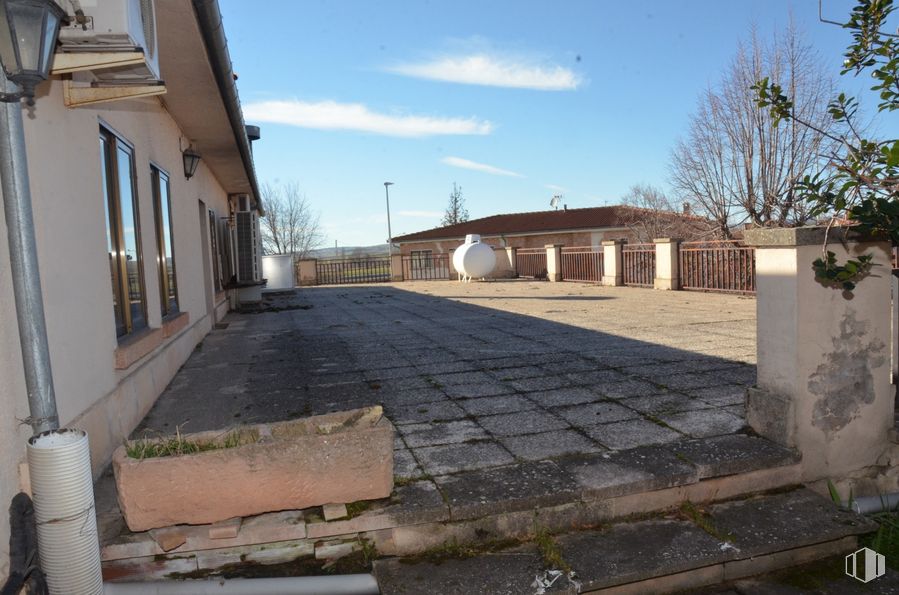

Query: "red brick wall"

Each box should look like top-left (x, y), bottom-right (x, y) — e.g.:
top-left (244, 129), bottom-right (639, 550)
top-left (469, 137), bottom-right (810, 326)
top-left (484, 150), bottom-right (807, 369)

top-left (398, 228), bottom-right (640, 255)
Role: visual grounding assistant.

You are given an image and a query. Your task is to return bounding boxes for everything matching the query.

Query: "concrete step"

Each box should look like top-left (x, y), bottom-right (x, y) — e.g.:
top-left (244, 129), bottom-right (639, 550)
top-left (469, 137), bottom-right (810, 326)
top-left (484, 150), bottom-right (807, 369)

top-left (99, 432), bottom-right (803, 580)
top-left (373, 488), bottom-right (878, 594)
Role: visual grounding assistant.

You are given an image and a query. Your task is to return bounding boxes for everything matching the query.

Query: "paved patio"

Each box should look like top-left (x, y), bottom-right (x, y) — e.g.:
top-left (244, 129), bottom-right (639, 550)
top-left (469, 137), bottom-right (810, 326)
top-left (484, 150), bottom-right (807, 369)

top-left (134, 280), bottom-right (757, 479)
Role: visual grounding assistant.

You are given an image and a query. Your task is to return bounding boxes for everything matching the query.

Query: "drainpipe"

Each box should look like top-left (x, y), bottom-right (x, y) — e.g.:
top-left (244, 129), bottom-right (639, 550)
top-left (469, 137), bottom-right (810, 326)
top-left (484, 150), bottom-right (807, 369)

top-left (103, 575), bottom-right (380, 594)
top-left (0, 68), bottom-right (58, 434)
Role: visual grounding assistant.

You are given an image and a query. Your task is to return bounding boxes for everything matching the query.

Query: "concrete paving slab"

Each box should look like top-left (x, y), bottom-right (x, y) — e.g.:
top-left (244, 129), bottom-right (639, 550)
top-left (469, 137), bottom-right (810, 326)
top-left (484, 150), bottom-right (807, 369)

top-left (526, 387), bottom-right (602, 407)
top-left (398, 420), bottom-right (489, 448)
top-left (383, 400), bottom-right (468, 425)
top-left (413, 441), bottom-right (515, 476)
top-left (477, 410), bottom-right (571, 437)
top-left (659, 409), bottom-right (747, 438)
top-left (457, 394), bottom-right (539, 416)
top-left (500, 429), bottom-right (603, 461)
top-left (557, 445), bottom-right (698, 499)
top-left (584, 418), bottom-right (685, 450)
top-left (671, 434), bottom-right (800, 479)
top-left (554, 401), bottom-right (641, 426)
top-left (374, 546), bottom-right (576, 595)
top-left (708, 489), bottom-right (877, 557)
top-left (434, 460), bottom-right (580, 520)
top-left (557, 519), bottom-right (729, 591)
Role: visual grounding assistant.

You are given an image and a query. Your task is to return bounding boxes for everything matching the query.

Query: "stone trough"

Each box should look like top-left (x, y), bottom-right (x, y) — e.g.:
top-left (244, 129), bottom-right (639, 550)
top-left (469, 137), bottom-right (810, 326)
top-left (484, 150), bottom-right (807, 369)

top-left (113, 407), bottom-right (394, 532)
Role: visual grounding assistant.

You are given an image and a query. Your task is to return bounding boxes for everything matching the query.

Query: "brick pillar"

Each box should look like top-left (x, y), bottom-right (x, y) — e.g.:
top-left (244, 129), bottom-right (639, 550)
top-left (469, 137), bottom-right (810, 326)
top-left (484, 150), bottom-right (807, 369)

top-left (390, 253), bottom-right (404, 282)
top-left (545, 244), bottom-right (563, 282)
top-left (744, 227), bottom-right (892, 481)
top-left (297, 259), bottom-right (317, 286)
top-left (653, 238), bottom-right (680, 290)
top-left (602, 240), bottom-right (623, 286)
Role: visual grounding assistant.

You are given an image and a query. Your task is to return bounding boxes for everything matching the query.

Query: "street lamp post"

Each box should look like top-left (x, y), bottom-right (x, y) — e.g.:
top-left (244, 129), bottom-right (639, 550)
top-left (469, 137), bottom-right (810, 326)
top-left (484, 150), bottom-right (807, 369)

top-left (384, 181), bottom-right (394, 256)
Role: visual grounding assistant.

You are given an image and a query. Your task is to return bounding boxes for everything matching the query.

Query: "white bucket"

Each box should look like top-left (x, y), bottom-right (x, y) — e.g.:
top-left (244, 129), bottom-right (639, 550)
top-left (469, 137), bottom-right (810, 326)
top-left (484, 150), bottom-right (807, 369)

top-left (27, 429), bottom-right (103, 595)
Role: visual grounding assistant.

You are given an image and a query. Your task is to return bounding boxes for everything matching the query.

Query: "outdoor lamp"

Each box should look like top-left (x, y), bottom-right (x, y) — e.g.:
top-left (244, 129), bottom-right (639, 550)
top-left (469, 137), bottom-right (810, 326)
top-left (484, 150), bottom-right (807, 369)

top-left (0, 0), bottom-right (66, 105)
top-left (182, 146), bottom-right (201, 180)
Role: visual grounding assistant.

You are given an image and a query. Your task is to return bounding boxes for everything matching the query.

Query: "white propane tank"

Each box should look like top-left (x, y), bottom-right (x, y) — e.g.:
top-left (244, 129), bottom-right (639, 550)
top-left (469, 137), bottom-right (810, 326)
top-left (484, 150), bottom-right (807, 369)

top-left (453, 234), bottom-right (496, 281)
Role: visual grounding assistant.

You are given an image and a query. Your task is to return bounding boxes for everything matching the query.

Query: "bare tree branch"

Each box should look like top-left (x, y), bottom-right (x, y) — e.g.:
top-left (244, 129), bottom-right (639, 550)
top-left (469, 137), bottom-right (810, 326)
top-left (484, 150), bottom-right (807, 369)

top-left (259, 182), bottom-right (325, 257)
top-left (670, 20), bottom-right (840, 237)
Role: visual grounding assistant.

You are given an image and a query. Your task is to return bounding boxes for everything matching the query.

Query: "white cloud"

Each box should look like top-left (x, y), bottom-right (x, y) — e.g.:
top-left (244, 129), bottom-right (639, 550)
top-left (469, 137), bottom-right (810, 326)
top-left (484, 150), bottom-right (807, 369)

top-left (243, 100), bottom-right (493, 137)
top-left (441, 156), bottom-right (524, 178)
top-left (398, 210), bottom-right (443, 218)
top-left (387, 53), bottom-right (582, 91)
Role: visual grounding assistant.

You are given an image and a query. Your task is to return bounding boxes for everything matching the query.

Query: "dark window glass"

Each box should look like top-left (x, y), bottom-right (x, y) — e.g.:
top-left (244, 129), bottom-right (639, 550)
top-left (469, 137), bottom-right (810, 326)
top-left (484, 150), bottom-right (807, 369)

top-left (101, 128), bottom-right (146, 337)
top-left (152, 167), bottom-right (178, 315)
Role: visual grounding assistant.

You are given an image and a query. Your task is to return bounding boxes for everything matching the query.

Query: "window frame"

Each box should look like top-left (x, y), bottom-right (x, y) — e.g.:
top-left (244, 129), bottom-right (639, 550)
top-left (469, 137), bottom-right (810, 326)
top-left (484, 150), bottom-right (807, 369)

top-left (151, 164), bottom-right (179, 317)
top-left (100, 127), bottom-right (147, 338)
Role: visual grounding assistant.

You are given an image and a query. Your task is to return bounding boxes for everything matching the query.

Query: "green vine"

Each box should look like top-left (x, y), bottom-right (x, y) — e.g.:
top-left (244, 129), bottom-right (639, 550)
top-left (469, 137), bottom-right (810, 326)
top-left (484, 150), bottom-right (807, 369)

top-left (811, 251), bottom-right (875, 291)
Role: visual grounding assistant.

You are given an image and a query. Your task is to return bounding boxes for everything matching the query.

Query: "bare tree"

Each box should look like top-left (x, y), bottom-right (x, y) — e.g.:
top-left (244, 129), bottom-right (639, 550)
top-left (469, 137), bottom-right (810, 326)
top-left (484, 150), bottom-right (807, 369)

top-left (259, 182), bottom-right (325, 257)
top-left (441, 183), bottom-right (469, 226)
top-left (619, 184), bottom-right (713, 242)
top-left (670, 21), bottom-right (838, 238)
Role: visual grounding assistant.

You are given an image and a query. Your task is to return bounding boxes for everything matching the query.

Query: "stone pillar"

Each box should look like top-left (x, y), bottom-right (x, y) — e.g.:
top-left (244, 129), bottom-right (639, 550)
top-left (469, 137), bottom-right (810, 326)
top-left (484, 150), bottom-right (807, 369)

top-left (492, 248), bottom-right (514, 279)
top-left (448, 249), bottom-right (458, 279)
top-left (505, 247), bottom-right (518, 277)
top-left (654, 238), bottom-right (680, 290)
top-left (297, 259), bottom-right (317, 287)
top-left (545, 244), bottom-right (563, 282)
top-left (602, 240), bottom-right (623, 286)
top-left (389, 253), bottom-right (404, 282)
top-left (744, 227), bottom-right (893, 481)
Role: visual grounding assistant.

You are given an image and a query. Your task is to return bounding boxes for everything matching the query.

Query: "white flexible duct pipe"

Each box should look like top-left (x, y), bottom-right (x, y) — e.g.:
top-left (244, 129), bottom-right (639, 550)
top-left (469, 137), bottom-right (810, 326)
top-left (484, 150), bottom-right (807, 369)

top-left (27, 429), bottom-right (103, 595)
top-left (103, 575), bottom-right (380, 594)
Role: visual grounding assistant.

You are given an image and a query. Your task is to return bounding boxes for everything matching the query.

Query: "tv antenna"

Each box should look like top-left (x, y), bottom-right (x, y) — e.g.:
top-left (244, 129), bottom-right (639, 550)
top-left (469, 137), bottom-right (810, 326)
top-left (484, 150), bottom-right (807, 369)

top-left (550, 195), bottom-right (562, 210)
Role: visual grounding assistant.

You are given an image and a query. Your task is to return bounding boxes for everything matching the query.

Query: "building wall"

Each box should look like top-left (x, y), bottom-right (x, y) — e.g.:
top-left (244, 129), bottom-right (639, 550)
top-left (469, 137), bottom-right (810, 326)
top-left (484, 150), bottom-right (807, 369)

top-left (0, 79), bottom-right (238, 573)
top-left (399, 227), bottom-right (639, 256)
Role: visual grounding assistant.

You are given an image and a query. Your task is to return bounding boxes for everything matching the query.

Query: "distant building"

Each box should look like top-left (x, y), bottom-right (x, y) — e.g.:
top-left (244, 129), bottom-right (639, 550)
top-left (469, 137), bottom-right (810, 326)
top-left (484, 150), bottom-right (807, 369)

top-left (393, 205), bottom-right (701, 256)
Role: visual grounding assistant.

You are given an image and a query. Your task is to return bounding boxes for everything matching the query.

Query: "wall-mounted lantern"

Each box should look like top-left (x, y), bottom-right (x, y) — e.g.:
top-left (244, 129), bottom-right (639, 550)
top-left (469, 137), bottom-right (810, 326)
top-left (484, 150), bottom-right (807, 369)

top-left (182, 146), bottom-right (201, 180)
top-left (0, 0), bottom-right (66, 105)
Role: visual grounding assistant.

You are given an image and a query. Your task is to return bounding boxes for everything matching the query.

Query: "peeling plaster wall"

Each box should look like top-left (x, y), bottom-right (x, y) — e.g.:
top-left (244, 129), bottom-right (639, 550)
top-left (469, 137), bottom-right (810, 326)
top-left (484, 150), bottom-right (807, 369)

top-left (750, 233), bottom-right (893, 480)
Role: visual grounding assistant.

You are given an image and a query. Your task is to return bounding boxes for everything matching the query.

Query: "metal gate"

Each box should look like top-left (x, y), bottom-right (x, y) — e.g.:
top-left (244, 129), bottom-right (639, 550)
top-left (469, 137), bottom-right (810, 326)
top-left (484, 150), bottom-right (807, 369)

top-left (315, 258), bottom-right (391, 284)
top-left (516, 248), bottom-right (548, 279)
top-left (679, 241), bottom-right (756, 295)
top-left (622, 243), bottom-right (655, 287)
top-left (561, 246), bottom-right (603, 283)
top-left (402, 254), bottom-right (450, 280)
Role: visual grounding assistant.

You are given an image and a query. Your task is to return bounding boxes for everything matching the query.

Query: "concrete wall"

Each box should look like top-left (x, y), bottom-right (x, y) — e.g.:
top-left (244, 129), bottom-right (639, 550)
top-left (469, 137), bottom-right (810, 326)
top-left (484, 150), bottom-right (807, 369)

top-left (0, 80), bottom-right (236, 573)
top-left (398, 227), bottom-right (638, 256)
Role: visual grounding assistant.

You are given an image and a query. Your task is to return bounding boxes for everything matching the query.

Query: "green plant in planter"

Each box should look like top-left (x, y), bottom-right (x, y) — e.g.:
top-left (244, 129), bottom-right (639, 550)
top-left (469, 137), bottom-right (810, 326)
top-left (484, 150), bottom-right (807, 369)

top-left (754, 0), bottom-right (898, 292)
top-left (126, 426), bottom-right (259, 459)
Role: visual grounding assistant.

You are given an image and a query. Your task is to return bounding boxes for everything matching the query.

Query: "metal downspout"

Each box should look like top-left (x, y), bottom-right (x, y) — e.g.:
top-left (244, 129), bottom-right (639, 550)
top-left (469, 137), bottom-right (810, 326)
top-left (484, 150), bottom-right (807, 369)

top-left (0, 70), bottom-right (59, 435)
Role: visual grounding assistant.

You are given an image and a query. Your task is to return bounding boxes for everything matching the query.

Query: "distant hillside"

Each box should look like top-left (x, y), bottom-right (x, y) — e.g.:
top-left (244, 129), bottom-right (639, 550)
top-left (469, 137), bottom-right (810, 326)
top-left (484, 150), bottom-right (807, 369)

top-left (308, 244), bottom-right (390, 260)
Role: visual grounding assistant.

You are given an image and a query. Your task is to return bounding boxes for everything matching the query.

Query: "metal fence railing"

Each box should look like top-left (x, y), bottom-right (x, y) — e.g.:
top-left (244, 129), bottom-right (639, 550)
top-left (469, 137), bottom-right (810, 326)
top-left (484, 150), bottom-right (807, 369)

top-left (622, 243), bottom-right (655, 287)
top-left (560, 246), bottom-right (604, 283)
top-left (316, 258), bottom-right (391, 285)
top-left (679, 240), bottom-right (755, 295)
top-left (402, 254), bottom-right (451, 280)
top-left (516, 248), bottom-right (548, 279)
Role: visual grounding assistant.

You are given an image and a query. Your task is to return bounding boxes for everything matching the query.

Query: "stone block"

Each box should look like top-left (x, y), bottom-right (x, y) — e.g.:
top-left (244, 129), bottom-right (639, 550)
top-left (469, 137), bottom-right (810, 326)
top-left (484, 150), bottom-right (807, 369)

top-left (435, 460), bottom-right (580, 521)
top-left (113, 407), bottom-right (395, 531)
top-left (208, 517), bottom-right (242, 539)
top-left (671, 434), bottom-right (800, 479)
top-left (557, 446), bottom-right (698, 500)
top-left (322, 503), bottom-right (349, 521)
top-left (746, 386), bottom-right (795, 447)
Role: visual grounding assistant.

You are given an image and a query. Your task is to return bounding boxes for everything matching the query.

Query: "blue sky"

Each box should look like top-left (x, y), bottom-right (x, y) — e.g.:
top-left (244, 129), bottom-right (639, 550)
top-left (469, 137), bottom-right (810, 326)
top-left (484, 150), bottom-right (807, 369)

top-left (221, 0), bottom-right (869, 247)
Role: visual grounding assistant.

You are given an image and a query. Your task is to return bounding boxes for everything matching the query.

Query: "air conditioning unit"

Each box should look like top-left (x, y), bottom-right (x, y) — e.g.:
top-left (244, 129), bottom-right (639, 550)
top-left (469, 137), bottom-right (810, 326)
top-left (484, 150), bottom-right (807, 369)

top-left (56, 0), bottom-right (160, 83)
top-left (236, 211), bottom-right (262, 284)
